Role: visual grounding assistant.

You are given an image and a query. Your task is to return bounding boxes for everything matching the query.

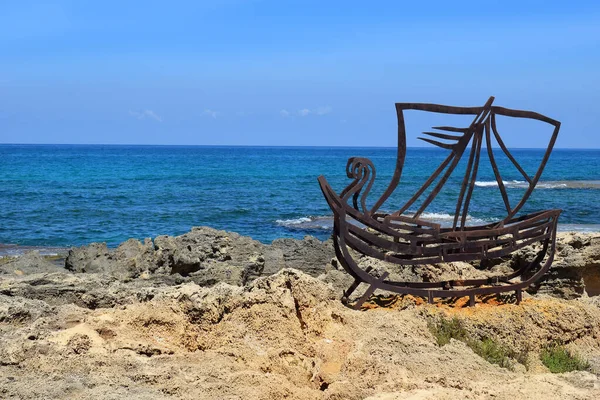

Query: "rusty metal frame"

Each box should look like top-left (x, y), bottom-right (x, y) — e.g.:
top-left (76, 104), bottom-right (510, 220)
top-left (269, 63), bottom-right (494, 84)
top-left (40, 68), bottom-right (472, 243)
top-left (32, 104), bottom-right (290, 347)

top-left (318, 97), bottom-right (561, 309)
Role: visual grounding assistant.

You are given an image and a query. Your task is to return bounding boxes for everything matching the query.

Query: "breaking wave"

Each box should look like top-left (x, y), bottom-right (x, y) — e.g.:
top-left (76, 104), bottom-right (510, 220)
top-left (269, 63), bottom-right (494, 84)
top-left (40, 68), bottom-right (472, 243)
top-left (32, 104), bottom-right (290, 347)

top-left (275, 217), bottom-right (313, 225)
top-left (474, 180), bottom-right (600, 189)
top-left (275, 216), bottom-right (333, 230)
top-left (276, 212), bottom-right (493, 230)
top-left (419, 212), bottom-right (491, 226)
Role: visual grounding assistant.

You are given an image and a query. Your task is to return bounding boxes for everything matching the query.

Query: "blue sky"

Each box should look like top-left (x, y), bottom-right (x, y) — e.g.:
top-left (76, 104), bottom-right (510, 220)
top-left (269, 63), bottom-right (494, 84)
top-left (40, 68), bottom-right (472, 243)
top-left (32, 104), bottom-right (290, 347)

top-left (0, 0), bottom-right (599, 147)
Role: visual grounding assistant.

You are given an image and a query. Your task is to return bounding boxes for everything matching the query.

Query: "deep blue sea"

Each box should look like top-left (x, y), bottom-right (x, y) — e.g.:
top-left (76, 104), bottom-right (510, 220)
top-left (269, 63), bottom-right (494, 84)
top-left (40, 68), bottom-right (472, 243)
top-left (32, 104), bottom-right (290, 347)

top-left (1, 145), bottom-right (599, 253)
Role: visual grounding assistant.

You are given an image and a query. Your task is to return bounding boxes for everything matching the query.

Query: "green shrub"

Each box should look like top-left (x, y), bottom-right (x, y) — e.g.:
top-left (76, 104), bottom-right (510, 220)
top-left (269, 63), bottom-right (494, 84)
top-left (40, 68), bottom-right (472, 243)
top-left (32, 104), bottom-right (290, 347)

top-left (428, 317), bottom-right (468, 346)
top-left (429, 317), bottom-right (525, 370)
top-left (541, 345), bottom-right (589, 373)
top-left (469, 337), bottom-right (515, 369)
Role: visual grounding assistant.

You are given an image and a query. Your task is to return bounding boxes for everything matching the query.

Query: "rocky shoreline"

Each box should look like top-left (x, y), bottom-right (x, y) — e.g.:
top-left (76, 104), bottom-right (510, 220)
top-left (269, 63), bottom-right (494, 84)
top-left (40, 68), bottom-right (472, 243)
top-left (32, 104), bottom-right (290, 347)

top-left (1, 228), bottom-right (600, 399)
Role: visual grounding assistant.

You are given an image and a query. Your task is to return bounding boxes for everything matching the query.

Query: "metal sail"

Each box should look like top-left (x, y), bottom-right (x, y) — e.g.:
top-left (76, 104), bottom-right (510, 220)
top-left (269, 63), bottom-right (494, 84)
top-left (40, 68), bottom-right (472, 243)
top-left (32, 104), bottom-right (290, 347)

top-left (393, 97), bottom-right (495, 226)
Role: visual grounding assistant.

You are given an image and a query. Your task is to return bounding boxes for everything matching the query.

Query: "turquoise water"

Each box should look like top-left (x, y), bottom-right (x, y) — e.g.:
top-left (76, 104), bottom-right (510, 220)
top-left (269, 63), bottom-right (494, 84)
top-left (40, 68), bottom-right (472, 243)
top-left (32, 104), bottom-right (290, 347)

top-left (0, 144), bottom-right (598, 248)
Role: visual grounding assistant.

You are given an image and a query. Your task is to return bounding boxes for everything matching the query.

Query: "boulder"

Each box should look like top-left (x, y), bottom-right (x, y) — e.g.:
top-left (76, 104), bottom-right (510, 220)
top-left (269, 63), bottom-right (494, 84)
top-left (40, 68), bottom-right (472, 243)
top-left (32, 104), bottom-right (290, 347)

top-left (265, 236), bottom-right (334, 276)
top-left (65, 239), bottom-right (158, 279)
top-left (528, 233), bottom-right (600, 299)
top-left (63, 227), bottom-right (334, 287)
top-left (154, 226), bottom-right (266, 277)
top-left (0, 251), bottom-right (65, 276)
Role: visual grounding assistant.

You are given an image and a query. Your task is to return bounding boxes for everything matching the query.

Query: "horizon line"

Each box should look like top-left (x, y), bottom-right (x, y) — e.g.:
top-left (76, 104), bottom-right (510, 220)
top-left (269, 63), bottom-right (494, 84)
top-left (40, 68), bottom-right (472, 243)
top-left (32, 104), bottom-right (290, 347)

top-left (0, 143), bottom-right (599, 150)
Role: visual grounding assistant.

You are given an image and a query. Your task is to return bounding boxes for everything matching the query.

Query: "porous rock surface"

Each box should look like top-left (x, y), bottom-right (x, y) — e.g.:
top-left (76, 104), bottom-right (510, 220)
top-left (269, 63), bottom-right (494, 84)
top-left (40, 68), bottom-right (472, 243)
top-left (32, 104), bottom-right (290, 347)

top-left (353, 232), bottom-right (600, 301)
top-left (64, 227), bottom-right (335, 285)
top-left (0, 229), bottom-right (599, 399)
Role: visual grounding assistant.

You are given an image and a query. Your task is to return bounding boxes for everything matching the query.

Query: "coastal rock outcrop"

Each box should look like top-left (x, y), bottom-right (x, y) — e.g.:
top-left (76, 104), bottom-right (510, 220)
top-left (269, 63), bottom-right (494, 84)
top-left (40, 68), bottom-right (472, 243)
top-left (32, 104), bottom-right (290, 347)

top-left (536, 232), bottom-right (600, 298)
top-left (8, 229), bottom-right (600, 301)
top-left (153, 227), bottom-right (267, 283)
top-left (0, 251), bottom-right (64, 276)
top-left (342, 232), bottom-right (600, 301)
top-left (65, 239), bottom-right (157, 279)
top-left (267, 236), bottom-right (335, 276)
top-left (487, 232), bottom-right (600, 300)
top-left (63, 226), bottom-right (335, 286)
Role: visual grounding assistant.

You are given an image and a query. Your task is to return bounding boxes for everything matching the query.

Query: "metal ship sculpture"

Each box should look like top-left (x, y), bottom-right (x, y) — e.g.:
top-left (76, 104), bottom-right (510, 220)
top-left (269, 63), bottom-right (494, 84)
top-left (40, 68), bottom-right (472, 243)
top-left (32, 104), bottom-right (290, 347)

top-left (318, 97), bottom-right (561, 309)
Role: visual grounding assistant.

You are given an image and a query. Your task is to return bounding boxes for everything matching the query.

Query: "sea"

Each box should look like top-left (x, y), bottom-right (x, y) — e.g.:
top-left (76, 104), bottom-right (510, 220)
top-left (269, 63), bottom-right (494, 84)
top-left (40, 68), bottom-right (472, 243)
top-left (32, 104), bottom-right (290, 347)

top-left (1, 144), bottom-right (599, 255)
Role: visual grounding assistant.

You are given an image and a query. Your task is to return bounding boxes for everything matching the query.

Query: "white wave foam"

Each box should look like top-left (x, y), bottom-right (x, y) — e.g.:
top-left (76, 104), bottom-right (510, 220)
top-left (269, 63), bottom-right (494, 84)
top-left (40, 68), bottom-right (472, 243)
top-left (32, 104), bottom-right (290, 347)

top-left (275, 217), bottom-right (312, 225)
top-left (275, 216), bottom-right (334, 230)
top-left (419, 212), bottom-right (456, 220)
top-left (276, 212), bottom-right (493, 230)
top-left (475, 180), bottom-right (501, 187)
top-left (475, 180), bottom-right (572, 189)
top-left (475, 180), bottom-right (525, 188)
top-left (537, 183), bottom-right (568, 189)
top-left (419, 212), bottom-right (491, 226)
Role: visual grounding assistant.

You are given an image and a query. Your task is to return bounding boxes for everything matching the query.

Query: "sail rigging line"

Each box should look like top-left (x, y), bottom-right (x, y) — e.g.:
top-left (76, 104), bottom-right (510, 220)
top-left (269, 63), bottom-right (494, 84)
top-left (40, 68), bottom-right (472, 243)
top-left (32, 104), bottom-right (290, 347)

top-left (452, 123), bottom-right (484, 229)
top-left (490, 114), bottom-right (533, 184)
top-left (393, 151), bottom-right (456, 216)
top-left (418, 137), bottom-right (456, 150)
top-left (421, 131), bottom-right (464, 141)
top-left (373, 101), bottom-right (493, 216)
top-left (452, 124), bottom-right (481, 229)
top-left (431, 126), bottom-right (470, 133)
top-left (485, 117), bottom-right (512, 216)
top-left (460, 123), bottom-right (484, 229)
top-left (412, 97), bottom-right (495, 219)
top-left (489, 111), bottom-right (560, 226)
top-left (413, 145), bottom-right (468, 218)
top-left (492, 112), bottom-right (560, 223)
top-left (370, 105), bottom-right (408, 215)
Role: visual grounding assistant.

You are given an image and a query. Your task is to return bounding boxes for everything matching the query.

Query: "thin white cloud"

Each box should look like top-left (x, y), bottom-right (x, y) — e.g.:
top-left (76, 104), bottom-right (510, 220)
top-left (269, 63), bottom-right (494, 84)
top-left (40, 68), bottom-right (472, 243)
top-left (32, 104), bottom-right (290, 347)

top-left (201, 109), bottom-right (220, 119)
top-left (315, 106), bottom-right (332, 115)
top-left (144, 110), bottom-right (162, 122)
top-left (298, 108), bottom-right (311, 117)
top-left (129, 109), bottom-right (163, 122)
top-left (280, 106), bottom-right (333, 118)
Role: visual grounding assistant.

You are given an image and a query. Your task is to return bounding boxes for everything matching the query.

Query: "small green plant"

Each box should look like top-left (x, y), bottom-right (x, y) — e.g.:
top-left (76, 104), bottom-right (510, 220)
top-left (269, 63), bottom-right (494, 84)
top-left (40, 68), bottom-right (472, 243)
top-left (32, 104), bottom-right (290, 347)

top-left (428, 317), bottom-right (468, 346)
top-left (469, 337), bottom-right (515, 369)
top-left (540, 345), bottom-right (589, 373)
top-left (428, 317), bottom-right (527, 370)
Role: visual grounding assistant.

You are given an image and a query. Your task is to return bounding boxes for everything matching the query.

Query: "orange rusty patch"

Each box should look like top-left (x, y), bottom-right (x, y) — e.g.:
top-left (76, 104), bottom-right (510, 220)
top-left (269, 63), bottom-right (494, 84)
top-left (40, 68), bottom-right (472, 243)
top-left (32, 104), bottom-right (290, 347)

top-left (359, 292), bottom-right (528, 312)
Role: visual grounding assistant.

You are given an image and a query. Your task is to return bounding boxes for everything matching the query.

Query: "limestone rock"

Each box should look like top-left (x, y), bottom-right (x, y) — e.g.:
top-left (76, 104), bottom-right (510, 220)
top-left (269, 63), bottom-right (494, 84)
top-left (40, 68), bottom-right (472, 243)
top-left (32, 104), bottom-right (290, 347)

top-left (65, 239), bottom-right (158, 279)
top-left (0, 251), bottom-right (64, 276)
top-left (530, 232), bottom-right (600, 299)
top-left (154, 226), bottom-right (266, 277)
top-left (268, 236), bottom-right (335, 276)
top-left (2, 269), bottom-right (600, 399)
top-left (62, 227), bottom-right (334, 287)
